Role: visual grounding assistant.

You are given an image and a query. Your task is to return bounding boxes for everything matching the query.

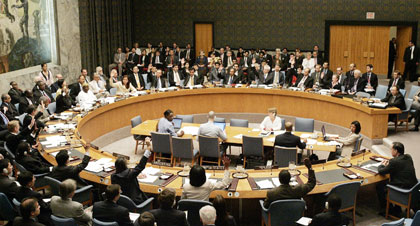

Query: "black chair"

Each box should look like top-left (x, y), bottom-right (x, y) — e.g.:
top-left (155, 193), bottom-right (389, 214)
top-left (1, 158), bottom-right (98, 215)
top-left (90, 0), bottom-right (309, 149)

top-left (131, 115), bottom-right (146, 154)
top-left (172, 137), bottom-right (199, 166)
top-left (151, 132), bottom-right (173, 164)
top-left (177, 199), bottom-right (212, 226)
top-left (273, 146), bottom-right (297, 167)
top-left (198, 135), bottom-right (221, 166)
top-left (242, 135), bottom-right (264, 168)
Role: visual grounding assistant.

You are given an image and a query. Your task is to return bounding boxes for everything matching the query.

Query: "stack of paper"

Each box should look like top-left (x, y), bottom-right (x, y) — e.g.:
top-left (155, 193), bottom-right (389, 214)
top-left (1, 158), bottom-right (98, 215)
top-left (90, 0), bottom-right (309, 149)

top-left (325, 141), bottom-right (341, 146)
top-left (267, 137), bottom-right (275, 142)
top-left (273, 130), bottom-right (286, 135)
top-left (300, 134), bottom-right (312, 138)
top-left (306, 139), bottom-right (317, 145)
top-left (129, 212), bottom-right (140, 222)
top-left (85, 158), bottom-right (113, 173)
top-left (272, 178), bottom-right (280, 187)
top-left (296, 217), bottom-right (312, 225)
top-left (40, 135), bottom-right (68, 148)
top-left (142, 167), bottom-right (161, 175)
top-left (182, 126), bottom-right (200, 136)
top-left (138, 175), bottom-right (158, 183)
top-left (256, 179), bottom-right (274, 189)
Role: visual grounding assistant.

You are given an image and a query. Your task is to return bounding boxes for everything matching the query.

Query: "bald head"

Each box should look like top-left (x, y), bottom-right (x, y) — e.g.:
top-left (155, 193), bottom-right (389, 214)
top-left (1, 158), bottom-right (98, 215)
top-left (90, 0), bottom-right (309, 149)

top-left (208, 111), bottom-right (215, 121)
top-left (285, 122), bottom-right (293, 132)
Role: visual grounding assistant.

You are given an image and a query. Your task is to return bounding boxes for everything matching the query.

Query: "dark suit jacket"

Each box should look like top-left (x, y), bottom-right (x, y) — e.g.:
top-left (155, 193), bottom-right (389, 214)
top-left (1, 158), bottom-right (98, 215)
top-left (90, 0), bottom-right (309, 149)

top-left (1, 102), bottom-right (19, 121)
top-left (151, 77), bottom-right (166, 88)
top-left (19, 96), bottom-right (35, 115)
top-left (274, 132), bottom-right (306, 149)
top-left (33, 88), bottom-right (54, 105)
top-left (263, 169), bottom-right (316, 208)
top-left (327, 82), bottom-right (341, 90)
top-left (50, 155), bottom-right (91, 184)
top-left (223, 75), bottom-right (240, 85)
top-left (239, 57), bottom-right (252, 68)
top-left (320, 68), bottom-right (333, 88)
top-left (362, 72), bottom-right (378, 90)
top-left (403, 46), bottom-right (420, 63)
top-left (16, 154), bottom-right (51, 174)
top-left (56, 94), bottom-right (73, 114)
top-left (93, 200), bottom-right (133, 226)
top-left (129, 73), bottom-right (146, 90)
top-left (69, 83), bottom-right (82, 101)
top-left (50, 81), bottom-right (60, 93)
top-left (152, 55), bottom-right (165, 69)
top-left (137, 54), bottom-right (149, 68)
top-left (147, 208), bottom-right (189, 226)
top-left (294, 75), bottom-right (314, 88)
top-left (378, 154), bottom-right (417, 189)
top-left (165, 56), bottom-right (180, 66)
top-left (269, 71), bottom-right (285, 85)
top-left (8, 88), bottom-right (23, 105)
top-left (389, 41), bottom-right (396, 61)
top-left (0, 175), bottom-right (19, 201)
top-left (183, 75), bottom-right (200, 86)
top-left (16, 186), bottom-right (50, 212)
top-left (387, 78), bottom-right (405, 90)
top-left (346, 77), bottom-right (367, 93)
top-left (168, 70), bottom-right (184, 86)
top-left (111, 156), bottom-right (148, 204)
top-left (309, 210), bottom-right (350, 226)
top-left (223, 56), bottom-right (236, 68)
top-left (181, 49), bottom-right (195, 61)
top-left (13, 217), bottom-right (45, 226)
top-left (381, 93), bottom-right (406, 110)
top-left (259, 73), bottom-right (274, 85)
top-left (5, 125), bottom-right (31, 154)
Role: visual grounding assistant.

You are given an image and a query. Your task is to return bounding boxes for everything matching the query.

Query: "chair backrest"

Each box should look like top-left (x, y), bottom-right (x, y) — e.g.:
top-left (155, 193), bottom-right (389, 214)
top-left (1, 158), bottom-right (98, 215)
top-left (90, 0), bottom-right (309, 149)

top-left (12, 198), bottom-right (21, 215)
top-left (400, 89), bottom-right (407, 97)
top-left (274, 146), bottom-right (297, 167)
top-left (109, 88), bottom-right (117, 96)
top-left (403, 99), bottom-right (413, 112)
top-left (295, 117), bottom-right (314, 132)
top-left (51, 215), bottom-right (78, 226)
top-left (131, 116), bottom-right (142, 128)
top-left (411, 210), bottom-right (420, 225)
top-left (325, 181), bottom-right (361, 210)
top-left (13, 160), bottom-right (26, 172)
top-left (281, 118), bottom-right (285, 130)
top-left (214, 117), bottom-right (226, 123)
top-left (177, 199), bottom-right (212, 226)
top-left (176, 114), bottom-right (194, 123)
top-left (230, 118), bottom-right (249, 128)
top-left (48, 102), bottom-right (57, 114)
top-left (4, 142), bottom-right (15, 159)
top-left (14, 103), bottom-right (19, 113)
top-left (0, 192), bottom-right (16, 221)
top-left (266, 199), bottom-right (305, 226)
top-left (172, 137), bottom-right (194, 159)
top-left (18, 113), bottom-right (27, 126)
top-left (375, 85), bottom-right (388, 99)
top-left (353, 136), bottom-right (363, 152)
top-left (151, 132), bottom-right (172, 155)
top-left (408, 85), bottom-right (420, 100)
top-left (198, 136), bottom-right (220, 158)
top-left (116, 195), bottom-right (137, 212)
top-left (92, 218), bottom-right (119, 226)
top-left (381, 218), bottom-right (405, 226)
top-left (242, 136), bottom-right (264, 157)
top-left (355, 92), bottom-right (370, 98)
top-left (44, 176), bottom-right (61, 196)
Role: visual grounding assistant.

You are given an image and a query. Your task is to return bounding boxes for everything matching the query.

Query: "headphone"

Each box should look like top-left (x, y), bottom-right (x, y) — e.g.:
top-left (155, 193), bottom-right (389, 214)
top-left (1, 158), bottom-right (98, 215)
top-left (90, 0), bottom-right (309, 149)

top-left (2, 168), bottom-right (8, 175)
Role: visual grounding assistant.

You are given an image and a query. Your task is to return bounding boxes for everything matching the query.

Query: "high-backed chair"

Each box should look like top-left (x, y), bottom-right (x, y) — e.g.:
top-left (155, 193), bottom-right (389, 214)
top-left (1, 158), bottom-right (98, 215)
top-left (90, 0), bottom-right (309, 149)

top-left (131, 116), bottom-right (146, 154)
top-left (109, 88), bottom-right (117, 96)
top-left (386, 179), bottom-right (420, 219)
top-left (47, 102), bottom-right (57, 114)
top-left (400, 89), bottom-right (407, 97)
top-left (172, 137), bottom-right (198, 166)
top-left (44, 176), bottom-right (93, 205)
top-left (150, 132), bottom-right (173, 164)
top-left (356, 92), bottom-right (371, 98)
top-left (92, 218), bottom-right (119, 226)
top-left (324, 181), bottom-right (361, 225)
top-left (3, 142), bottom-right (15, 159)
top-left (176, 114), bottom-right (194, 123)
top-left (142, 73), bottom-right (151, 90)
top-left (404, 210), bottom-right (420, 225)
top-left (280, 118), bottom-right (285, 130)
top-left (117, 195), bottom-right (154, 214)
top-left (214, 117), bottom-right (226, 123)
top-left (0, 192), bottom-right (16, 222)
top-left (12, 198), bottom-right (21, 216)
top-left (51, 215), bottom-right (78, 226)
top-left (394, 99), bottom-right (413, 132)
top-left (353, 137), bottom-right (363, 153)
top-left (230, 118), bottom-right (249, 127)
top-left (198, 135), bottom-right (221, 166)
top-left (295, 117), bottom-right (314, 132)
top-left (375, 85), bottom-right (388, 99)
top-left (273, 146), bottom-right (297, 167)
top-left (177, 199), bottom-right (212, 226)
top-left (13, 160), bottom-right (49, 192)
top-left (242, 135), bottom-right (264, 168)
top-left (259, 199), bottom-right (305, 226)
top-left (407, 85), bottom-right (420, 100)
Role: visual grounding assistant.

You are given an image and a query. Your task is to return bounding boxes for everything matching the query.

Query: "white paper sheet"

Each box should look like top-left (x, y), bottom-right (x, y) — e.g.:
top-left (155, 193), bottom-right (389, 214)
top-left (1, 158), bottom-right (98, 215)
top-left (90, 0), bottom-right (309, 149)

top-left (267, 137), bottom-right (275, 142)
top-left (142, 167), bottom-right (161, 175)
top-left (182, 126), bottom-right (200, 136)
top-left (129, 212), bottom-right (140, 222)
top-left (273, 130), bottom-right (286, 135)
top-left (272, 178), bottom-right (280, 187)
top-left (256, 179), bottom-right (274, 189)
top-left (306, 139), bottom-right (317, 145)
top-left (296, 217), bottom-right (312, 225)
top-left (300, 134), bottom-right (312, 138)
top-left (233, 134), bottom-right (243, 139)
top-left (138, 175), bottom-right (158, 183)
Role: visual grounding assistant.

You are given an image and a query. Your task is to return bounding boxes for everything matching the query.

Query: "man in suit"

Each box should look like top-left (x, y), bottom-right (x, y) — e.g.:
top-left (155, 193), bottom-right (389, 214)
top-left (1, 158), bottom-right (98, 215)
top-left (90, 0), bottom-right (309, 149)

top-left (311, 64), bottom-right (323, 89)
top-left (249, 62), bottom-right (262, 83)
top-left (152, 51), bottom-right (165, 70)
top-left (16, 171), bottom-right (52, 225)
top-left (219, 48), bottom-right (225, 66)
top-left (362, 64), bottom-right (379, 95)
top-left (129, 66), bottom-right (145, 91)
top-left (336, 67), bottom-right (347, 88)
top-left (50, 148), bottom-right (91, 185)
top-left (240, 51), bottom-right (252, 68)
top-left (168, 65), bottom-right (183, 87)
top-left (347, 70), bottom-right (367, 95)
top-left (151, 69), bottom-right (166, 89)
top-left (388, 38), bottom-right (397, 79)
top-left (223, 68), bottom-right (240, 85)
top-left (309, 195), bottom-right (350, 226)
top-left (259, 65), bottom-right (273, 85)
top-left (5, 119), bottom-right (34, 154)
top-left (264, 158), bottom-right (316, 208)
top-left (1, 94), bottom-right (19, 121)
top-left (8, 81), bottom-right (23, 105)
top-left (70, 75), bottom-right (86, 101)
top-left (271, 64), bottom-right (285, 85)
top-left (388, 71), bottom-right (405, 90)
top-left (223, 51), bottom-right (235, 68)
top-left (93, 184), bottom-right (134, 226)
top-left (0, 159), bottom-right (18, 201)
top-left (382, 86), bottom-right (406, 122)
top-left (137, 49), bottom-right (149, 71)
top-left (274, 122), bottom-right (307, 163)
top-left (165, 49), bottom-right (179, 68)
top-left (208, 62), bottom-right (225, 83)
top-left (199, 205), bottom-right (217, 226)
top-left (403, 41), bottom-right (419, 82)
top-left (13, 197), bottom-right (45, 226)
top-left (261, 49), bottom-right (273, 67)
top-left (126, 47), bottom-right (138, 71)
top-left (50, 74), bottom-right (64, 93)
top-left (376, 142), bottom-right (417, 215)
top-left (16, 142), bottom-right (51, 175)
top-left (182, 43), bottom-right (195, 65)
top-left (108, 47), bottom-right (126, 77)
top-left (345, 63), bottom-right (356, 83)
top-left (312, 51), bottom-right (323, 66)
top-left (320, 62), bottom-right (333, 88)
top-left (33, 81), bottom-right (54, 105)
top-left (184, 68), bottom-right (200, 87)
top-left (50, 179), bottom-right (92, 226)
top-left (294, 68), bottom-right (314, 89)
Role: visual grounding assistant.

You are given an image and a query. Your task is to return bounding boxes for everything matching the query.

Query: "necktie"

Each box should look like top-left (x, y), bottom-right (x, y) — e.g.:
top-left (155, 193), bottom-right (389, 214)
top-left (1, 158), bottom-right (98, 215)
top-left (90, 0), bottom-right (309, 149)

top-left (228, 57), bottom-right (232, 66)
top-left (244, 57), bottom-right (248, 67)
top-left (393, 79), bottom-right (397, 86)
top-left (27, 98), bottom-right (33, 105)
top-left (229, 76), bottom-right (233, 85)
top-left (190, 76), bottom-right (194, 86)
top-left (0, 111), bottom-right (8, 124)
top-left (157, 78), bottom-right (161, 89)
top-left (264, 74), bottom-right (268, 82)
top-left (42, 91), bottom-right (51, 102)
top-left (135, 74), bottom-right (140, 88)
top-left (274, 72), bottom-right (279, 84)
top-left (368, 73), bottom-right (371, 84)
top-left (174, 72), bottom-right (180, 85)
top-left (298, 76), bottom-right (307, 88)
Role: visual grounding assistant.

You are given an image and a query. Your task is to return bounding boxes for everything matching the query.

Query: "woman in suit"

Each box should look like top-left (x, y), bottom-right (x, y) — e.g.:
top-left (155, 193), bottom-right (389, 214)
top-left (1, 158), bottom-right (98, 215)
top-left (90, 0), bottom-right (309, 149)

top-left (328, 121), bottom-right (361, 160)
top-left (213, 195), bottom-right (237, 226)
top-left (109, 72), bottom-right (136, 95)
top-left (181, 156), bottom-right (231, 201)
top-left (328, 75), bottom-right (341, 90)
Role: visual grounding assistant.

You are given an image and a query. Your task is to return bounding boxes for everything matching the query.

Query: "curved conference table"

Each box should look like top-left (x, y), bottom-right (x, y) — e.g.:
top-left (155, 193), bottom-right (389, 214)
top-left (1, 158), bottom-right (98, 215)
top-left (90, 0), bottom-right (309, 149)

top-left (39, 88), bottom-right (395, 199)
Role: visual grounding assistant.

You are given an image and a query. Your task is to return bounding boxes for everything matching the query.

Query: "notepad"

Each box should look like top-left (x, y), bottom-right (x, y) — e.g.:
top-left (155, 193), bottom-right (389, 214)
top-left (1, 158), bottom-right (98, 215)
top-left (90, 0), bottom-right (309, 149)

top-left (296, 217), bottom-right (312, 225)
top-left (142, 167), bottom-right (161, 175)
top-left (256, 179), bottom-right (274, 189)
top-left (138, 175), bottom-right (158, 183)
top-left (182, 126), bottom-right (199, 136)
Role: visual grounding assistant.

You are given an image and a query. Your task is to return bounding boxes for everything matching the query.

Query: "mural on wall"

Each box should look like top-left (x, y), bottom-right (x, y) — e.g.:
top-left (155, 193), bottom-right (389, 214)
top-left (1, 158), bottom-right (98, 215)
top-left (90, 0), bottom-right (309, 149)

top-left (0, 0), bottom-right (54, 74)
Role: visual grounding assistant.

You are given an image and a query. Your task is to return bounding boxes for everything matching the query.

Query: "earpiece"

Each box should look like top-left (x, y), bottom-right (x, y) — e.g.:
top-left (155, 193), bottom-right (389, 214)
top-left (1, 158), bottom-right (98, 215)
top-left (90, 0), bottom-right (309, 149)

top-left (3, 168), bottom-right (8, 175)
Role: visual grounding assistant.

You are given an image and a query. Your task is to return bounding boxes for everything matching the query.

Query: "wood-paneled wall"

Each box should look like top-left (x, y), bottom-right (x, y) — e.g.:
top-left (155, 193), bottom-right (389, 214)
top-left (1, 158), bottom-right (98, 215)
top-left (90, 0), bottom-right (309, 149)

top-left (195, 24), bottom-right (213, 58)
top-left (395, 27), bottom-right (413, 72)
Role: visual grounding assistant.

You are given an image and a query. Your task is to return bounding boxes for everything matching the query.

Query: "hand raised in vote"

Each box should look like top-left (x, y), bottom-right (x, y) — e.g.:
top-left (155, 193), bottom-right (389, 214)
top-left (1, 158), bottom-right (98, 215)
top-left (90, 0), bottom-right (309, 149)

top-left (304, 158), bottom-right (312, 170)
top-left (381, 160), bottom-right (389, 166)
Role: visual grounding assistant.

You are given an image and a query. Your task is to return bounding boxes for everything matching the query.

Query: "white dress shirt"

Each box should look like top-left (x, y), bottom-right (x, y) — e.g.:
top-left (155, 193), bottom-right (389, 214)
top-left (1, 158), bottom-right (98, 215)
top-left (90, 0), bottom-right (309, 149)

top-left (259, 116), bottom-right (282, 131)
top-left (76, 90), bottom-right (97, 109)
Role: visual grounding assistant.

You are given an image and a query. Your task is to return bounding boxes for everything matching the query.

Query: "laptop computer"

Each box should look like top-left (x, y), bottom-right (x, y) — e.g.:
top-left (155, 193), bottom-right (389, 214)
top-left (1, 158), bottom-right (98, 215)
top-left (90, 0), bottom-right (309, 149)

top-left (214, 122), bottom-right (226, 131)
top-left (172, 118), bottom-right (183, 132)
top-left (321, 125), bottom-right (334, 141)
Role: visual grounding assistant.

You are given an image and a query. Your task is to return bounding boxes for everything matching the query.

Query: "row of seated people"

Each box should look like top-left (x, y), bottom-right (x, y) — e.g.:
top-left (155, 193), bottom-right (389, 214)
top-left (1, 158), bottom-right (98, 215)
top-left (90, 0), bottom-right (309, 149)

top-left (0, 137), bottom-right (417, 225)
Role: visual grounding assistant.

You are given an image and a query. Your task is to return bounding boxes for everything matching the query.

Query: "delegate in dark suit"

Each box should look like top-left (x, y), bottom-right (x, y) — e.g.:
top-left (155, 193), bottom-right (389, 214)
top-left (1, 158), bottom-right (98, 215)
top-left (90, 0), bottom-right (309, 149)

top-left (309, 211), bottom-right (350, 226)
top-left (16, 186), bottom-right (51, 224)
top-left (152, 55), bottom-right (165, 70)
top-left (378, 154), bottom-right (417, 189)
top-left (183, 75), bottom-right (200, 87)
top-left (403, 45), bottom-right (420, 82)
top-left (69, 83), bottom-right (82, 101)
top-left (19, 96), bottom-right (35, 115)
top-left (362, 72), bottom-right (378, 91)
top-left (93, 200), bottom-right (133, 226)
top-left (56, 93), bottom-right (74, 114)
top-left (387, 77), bottom-right (405, 90)
top-left (388, 40), bottom-right (397, 79)
top-left (259, 73), bottom-right (274, 85)
top-left (33, 88), bottom-right (54, 105)
top-left (1, 102), bottom-right (19, 121)
top-left (168, 70), bottom-right (184, 86)
top-left (16, 154), bottom-right (51, 175)
top-left (50, 155), bottom-right (91, 184)
top-left (223, 74), bottom-right (240, 85)
top-left (381, 92), bottom-right (406, 110)
top-left (328, 82), bottom-right (341, 90)
top-left (111, 156), bottom-right (148, 204)
top-left (129, 73), bottom-right (146, 90)
top-left (151, 76), bottom-right (166, 88)
top-left (346, 76), bottom-right (367, 93)
top-left (13, 217), bottom-right (45, 226)
top-left (8, 88), bottom-right (23, 105)
top-left (320, 68), bottom-right (333, 88)
top-left (146, 208), bottom-right (189, 226)
top-left (294, 74), bottom-right (314, 88)
top-left (0, 174), bottom-right (19, 201)
top-left (5, 125), bottom-right (31, 154)
top-left (274, 131), bottom-right (306, 149)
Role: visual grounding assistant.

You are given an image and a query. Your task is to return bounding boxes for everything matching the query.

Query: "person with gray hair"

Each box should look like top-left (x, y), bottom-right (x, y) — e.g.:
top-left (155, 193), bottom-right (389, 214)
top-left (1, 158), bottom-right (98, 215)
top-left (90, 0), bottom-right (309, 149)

top-left (259, 64), bottom-right (273, 85)
top-left (36, 96), bottom-right (51, 124)
top-left (50, 179), bottom-right (92, 226)
top-left (347, 69), bottom-right (367, 95)
top-left (199, 205), bottom-right (217, 225)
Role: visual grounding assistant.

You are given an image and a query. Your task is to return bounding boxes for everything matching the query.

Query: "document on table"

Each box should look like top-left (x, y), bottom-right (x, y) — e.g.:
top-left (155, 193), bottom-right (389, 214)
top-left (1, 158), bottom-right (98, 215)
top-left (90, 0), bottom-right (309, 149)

top-left (182, 126), bottom-right (199, 136)
top-left (40, 135), bottom-right (68, 148)
top-left (138, 175), bottom-right (158, 183)
top-left (142, 167), bottom-right (161, 175)
top-left (233, 134), bottom-right (243, 139)
top-left (267, 137), bottom-right (275, 142)
top-left (306, 138), bottom-right (317, 145)
top-left (256, 179), bottom-right (274, 189)
top-left (300, 134), bottom-right (312, 138)
top-left (296, 217), bottom-right (312, 225)
top-left (273, 130), bottom-right (286, 135)
top-left (272, 178), bottom-right (280, 187)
